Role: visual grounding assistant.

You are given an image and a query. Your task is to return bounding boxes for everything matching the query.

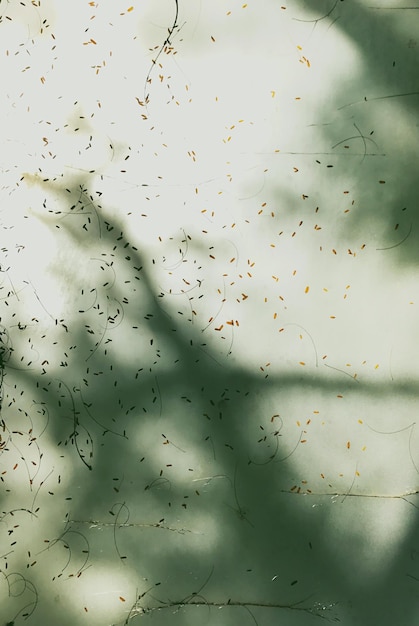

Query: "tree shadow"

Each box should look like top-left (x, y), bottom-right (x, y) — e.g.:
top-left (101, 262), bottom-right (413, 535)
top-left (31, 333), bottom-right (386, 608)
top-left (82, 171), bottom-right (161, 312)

top-left (1, 167), bottom-right (418, 624)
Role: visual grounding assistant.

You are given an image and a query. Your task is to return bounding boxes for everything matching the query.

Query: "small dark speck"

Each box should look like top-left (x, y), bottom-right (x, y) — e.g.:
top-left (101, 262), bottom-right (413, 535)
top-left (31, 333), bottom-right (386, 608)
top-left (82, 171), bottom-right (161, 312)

top-left (291, 580), bottom-right (298, 585)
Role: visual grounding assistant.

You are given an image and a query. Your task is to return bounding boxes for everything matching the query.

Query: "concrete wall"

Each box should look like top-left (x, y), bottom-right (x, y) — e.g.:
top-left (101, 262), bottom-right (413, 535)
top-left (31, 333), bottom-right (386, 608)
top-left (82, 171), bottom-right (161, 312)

top-left (1, 1), bottom-right (419, 624)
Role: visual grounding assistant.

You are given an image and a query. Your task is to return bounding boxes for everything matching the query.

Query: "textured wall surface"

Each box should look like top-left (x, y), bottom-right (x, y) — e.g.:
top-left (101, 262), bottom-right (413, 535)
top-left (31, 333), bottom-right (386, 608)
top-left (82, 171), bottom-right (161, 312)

top-left (1, 1), bottom-right (419, 624)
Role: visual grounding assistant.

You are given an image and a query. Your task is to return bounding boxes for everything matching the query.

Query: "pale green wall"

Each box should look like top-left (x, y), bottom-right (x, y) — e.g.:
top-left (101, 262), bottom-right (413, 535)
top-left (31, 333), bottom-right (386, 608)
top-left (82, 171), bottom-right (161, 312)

top-left (1, 1), bottom-right (419, 624)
